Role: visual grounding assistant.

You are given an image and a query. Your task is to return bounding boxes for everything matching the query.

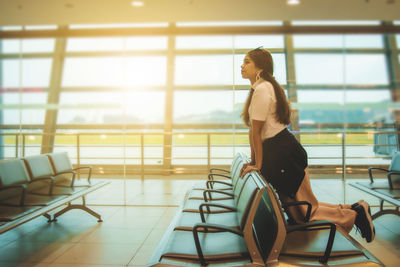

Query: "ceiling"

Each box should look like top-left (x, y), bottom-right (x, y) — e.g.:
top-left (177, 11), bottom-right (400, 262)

top-left (0, 0), bottom-right (399, 26)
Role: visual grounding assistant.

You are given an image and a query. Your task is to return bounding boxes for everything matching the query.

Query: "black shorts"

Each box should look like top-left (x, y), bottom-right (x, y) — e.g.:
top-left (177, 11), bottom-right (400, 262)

top-left (260, 128), bottom-right (308, 198)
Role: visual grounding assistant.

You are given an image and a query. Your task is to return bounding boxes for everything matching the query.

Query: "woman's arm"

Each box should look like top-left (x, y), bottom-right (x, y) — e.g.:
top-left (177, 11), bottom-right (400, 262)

top-left (241, 119), bottom-right (264, 176)
top-left (249, 128), bottom-right (255, 165)
top-left (240, 128), bottom-right (256, 177)
top-left (251, 120), bottom-right (264, 170)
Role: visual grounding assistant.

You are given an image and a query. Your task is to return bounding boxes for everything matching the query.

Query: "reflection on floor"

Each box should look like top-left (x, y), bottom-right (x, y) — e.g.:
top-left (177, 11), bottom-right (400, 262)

top-left (0, 178), bottom-right (399, 267)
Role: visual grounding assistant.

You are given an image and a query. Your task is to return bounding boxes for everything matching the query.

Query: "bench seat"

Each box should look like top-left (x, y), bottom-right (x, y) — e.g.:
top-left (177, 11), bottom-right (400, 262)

top-left (350, 181), bottom-right (400, 219)
top-left (149, 153), bottom-right (385, 267)
top-left (282, 228), bottom-right (364, 258)
top-left (0, 206), bottom-right (42, 222)
top-left (174, 211), bottom-right (239, 231)
top-left (0, 153), bottom-right (109, 234)
top-left (182, 199), bottom-right (235, 213)
top-left (0, 193), bottom-right (67, 207)
top-left (160, 230), bottom-right (249, 262)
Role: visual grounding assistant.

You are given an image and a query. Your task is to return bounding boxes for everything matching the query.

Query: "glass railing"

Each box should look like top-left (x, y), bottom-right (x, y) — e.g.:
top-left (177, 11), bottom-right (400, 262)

top-left (1, 130), bottom-right (397, 180)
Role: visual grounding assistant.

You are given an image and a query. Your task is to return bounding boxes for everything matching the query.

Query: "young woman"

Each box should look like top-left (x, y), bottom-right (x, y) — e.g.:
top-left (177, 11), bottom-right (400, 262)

top-left (239, 48), bottom-right (375, 242)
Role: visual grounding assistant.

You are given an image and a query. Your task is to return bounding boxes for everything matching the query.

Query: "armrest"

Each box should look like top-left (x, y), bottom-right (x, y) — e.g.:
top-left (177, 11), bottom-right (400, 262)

top-left (203, 189), bottom-right (234, 201)
top-left (368, 167), bottom-right (388, 183)
top-left (0, 184), bottom-right (27, 206)
top-left (283, 201), bottom-right (312, 223)
top-left (193, 223), bottom-right (243, 266)
top-left (55, 170), bottom-right (76, 187)
top-left (199, 203), bottom-right (237, 223)
top-left (207, 173), bottom-right (231, 181)
top-left (387, 171), bottom-right (400, 190)
top-left (74, 166), bottom-right (92, 183)
top-left (30, 176), bottom-right (55, 195)
top-left (206, 180), bottom-right (232, 190)
top-left (56, 170), bottom-right (75, 176)
top-left (210, 168), bottom-right (230, 174)
top-left (287, 220), bottom-right (336, 264)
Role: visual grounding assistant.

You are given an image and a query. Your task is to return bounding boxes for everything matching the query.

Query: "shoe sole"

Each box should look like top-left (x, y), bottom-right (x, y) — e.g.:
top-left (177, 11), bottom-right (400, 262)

top-left (359, 201), bottom-right (375, 242)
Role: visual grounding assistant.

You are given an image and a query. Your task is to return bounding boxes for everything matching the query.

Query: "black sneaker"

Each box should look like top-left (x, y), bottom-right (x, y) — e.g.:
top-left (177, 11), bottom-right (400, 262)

top-left (360, 200), bottom-right (375, 237)
top-left (353, 201), bottom-right (375, 243)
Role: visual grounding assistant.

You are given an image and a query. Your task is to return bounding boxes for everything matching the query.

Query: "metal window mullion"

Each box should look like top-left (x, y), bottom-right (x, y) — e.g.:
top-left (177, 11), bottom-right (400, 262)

top-left (163, 32), bottom-right (175, 174)
top-left (2, 25), bottom-right (400, 39)
top-left (0, 38), bottom-right (3, 159)
top-left (284, 22), bottom-right (299, 139)
top-left (41, 26), bottom-right (67, 154)
top-left (383, 22), bottom-right (400, 150)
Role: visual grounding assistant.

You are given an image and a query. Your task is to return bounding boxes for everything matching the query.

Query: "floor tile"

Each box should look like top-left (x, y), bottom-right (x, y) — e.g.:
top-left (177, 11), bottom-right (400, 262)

top-left (0, 241), bottom-right (74, 263)
top-left (128, 245), bottom-right (158, 266)
top-left (81, 227), bottom-right (151, 244)
top-left (53, 243), bottom-right (140, 265)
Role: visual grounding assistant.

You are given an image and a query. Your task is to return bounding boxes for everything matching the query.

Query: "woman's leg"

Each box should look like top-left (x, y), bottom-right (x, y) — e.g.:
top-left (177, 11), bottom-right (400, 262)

top-left (285, 168), bottom-right (357, 233)
top-left (319, 202), bottom-right (352, 209)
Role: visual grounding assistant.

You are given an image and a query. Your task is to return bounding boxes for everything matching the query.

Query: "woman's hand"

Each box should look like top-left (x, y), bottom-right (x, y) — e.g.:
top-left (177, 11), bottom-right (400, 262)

top-left (240, 165), bottom-right (260, 178)
top-left (240, 163), bottom-right (250, 177)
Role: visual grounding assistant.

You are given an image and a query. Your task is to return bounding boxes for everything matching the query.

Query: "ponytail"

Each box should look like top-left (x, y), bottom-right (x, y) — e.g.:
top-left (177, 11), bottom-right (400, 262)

top-left (263, 72), bottom-right (291, 125)
top-left (240, 89), bottom-right (254, 127)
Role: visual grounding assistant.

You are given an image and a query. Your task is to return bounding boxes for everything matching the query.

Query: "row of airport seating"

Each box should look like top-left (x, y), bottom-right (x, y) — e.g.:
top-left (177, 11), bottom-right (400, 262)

top-left (0, 152), bottom-right (108, 234)
top-left (350, 151), bottom-right (400, 219)
top-left (148, 153), bottom-right (383, 266)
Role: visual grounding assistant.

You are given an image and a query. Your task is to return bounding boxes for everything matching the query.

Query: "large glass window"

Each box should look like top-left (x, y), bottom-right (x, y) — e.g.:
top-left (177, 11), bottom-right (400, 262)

top-left (3, 58), bottom-right (52, 87)
top-left (293, 34), bottom-right (383, 49)
top-left (67, 36), bottom-right (167, 51)
top-left (295, 54), bottom-right (388, 85)
top-left (1, 23), bottom-right (398, 206)
top-left (175, 55), bottom-right (233, 85)
top-left (174, 90), bottom-right (233, 124)
top-left (63, 56), bottom-right (167, 87)
top-left (57, 91), bottom-right (165, 124)
top-left (2, 38), bottom-right (55, 53)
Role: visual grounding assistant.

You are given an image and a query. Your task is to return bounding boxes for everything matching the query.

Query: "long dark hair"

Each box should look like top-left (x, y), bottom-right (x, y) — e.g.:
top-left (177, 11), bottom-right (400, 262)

top-left (241, 48), bottom-right (291, 127)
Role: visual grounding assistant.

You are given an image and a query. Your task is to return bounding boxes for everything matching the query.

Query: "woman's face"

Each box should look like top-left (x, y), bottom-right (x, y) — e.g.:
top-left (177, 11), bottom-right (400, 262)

top-left (241, 54), bottom-right (261, 80)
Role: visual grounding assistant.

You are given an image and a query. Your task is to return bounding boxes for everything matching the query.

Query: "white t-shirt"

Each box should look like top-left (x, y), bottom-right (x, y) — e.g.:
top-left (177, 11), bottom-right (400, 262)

top-left (248, 78), bottom-right (287, 140)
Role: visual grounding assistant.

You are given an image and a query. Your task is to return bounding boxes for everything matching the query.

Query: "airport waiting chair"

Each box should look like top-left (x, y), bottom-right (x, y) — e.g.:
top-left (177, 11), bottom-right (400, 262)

top-left (0, 159), bottom-right (67, 221)
top-left (174, 172), bottom-right (259, 232)
top-left (190, 153), bottom-right (246, 193)
top-left (188, 153), bottom-right (246, 200)
top-left (350, 151), bottom-right (400, 219)
top-left (265, 184), bottom-right (383, 265)
top-left (23, 155), bottom-right (86, 196)
top-left (148, 172), bottom-right (287, 266)
top-left (368, 151), bottom-right (400, 190)
top-left (47, 152), bottom-right (94, 187)
top-left (182, 166), bottom-right (250, 213)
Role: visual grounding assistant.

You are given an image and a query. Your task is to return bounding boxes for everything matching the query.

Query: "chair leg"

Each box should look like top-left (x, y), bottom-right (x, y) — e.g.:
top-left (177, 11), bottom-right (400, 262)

top-left (371, 200), bottom-right (400, 219)
top-left (42, 213), bottom-right (52, 222)
top-left (372, 209), bottom-right (400, 219)
top-left (53, 196), bottom-right (102, 222)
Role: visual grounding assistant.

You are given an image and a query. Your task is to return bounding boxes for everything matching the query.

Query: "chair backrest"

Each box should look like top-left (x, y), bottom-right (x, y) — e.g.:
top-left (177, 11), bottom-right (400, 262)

top-left (47, 152), bottom-right (73, 174)
top-left (242, 172), bottom-right (286, 266)
top-left (0, 159), bottom-right (31, 186)
top-left (389, 151), bottom-right (400, 171)
top-left (235, 174), bottom-right (259, 229)
top-left (24, 154), bottom-right (55, 180)
top-left (230, 153), bottom-right (242, 174)
top-left (232, 169), bottom-right (250, 204)
top-left (230, 155), bottom-right (245, 182)
top-left (231, 157), bottom-right (247, 189)
top-left (0, 159), bottom-right (31, 201)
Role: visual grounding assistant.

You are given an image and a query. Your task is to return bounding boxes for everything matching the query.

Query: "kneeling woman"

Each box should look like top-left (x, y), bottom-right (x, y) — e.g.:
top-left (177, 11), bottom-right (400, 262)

top-left (239, 48), bottom-right (375, 243)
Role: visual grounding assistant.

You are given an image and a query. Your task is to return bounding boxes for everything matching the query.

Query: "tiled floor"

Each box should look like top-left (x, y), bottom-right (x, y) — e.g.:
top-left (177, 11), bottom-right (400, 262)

top-left (0, 178), bottom-right (399, 267)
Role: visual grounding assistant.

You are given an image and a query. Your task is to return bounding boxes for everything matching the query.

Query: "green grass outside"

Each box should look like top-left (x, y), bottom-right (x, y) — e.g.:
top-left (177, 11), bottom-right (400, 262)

top-left (3, 132), bottom-right (374, 146)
